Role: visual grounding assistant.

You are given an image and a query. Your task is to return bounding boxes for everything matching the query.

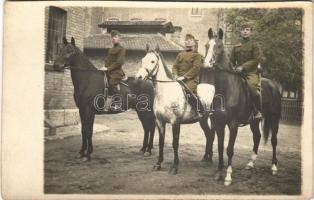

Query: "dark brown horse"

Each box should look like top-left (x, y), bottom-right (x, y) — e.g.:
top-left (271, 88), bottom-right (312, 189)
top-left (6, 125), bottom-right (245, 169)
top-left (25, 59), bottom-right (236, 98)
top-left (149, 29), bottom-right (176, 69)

top-left (53, 37), bottom-right (155, 161)
top-left (200, 28), bottom-right (281, 185)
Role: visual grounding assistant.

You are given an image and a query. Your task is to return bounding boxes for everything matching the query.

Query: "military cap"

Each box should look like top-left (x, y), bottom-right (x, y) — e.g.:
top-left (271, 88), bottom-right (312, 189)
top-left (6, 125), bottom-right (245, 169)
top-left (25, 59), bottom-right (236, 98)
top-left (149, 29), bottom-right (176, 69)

top-left (185, 33), bottom-right (195, 40)
top-left (238, 21), bottom-right (254, 30)
top-left (110, 30), bottom-right (121, 37)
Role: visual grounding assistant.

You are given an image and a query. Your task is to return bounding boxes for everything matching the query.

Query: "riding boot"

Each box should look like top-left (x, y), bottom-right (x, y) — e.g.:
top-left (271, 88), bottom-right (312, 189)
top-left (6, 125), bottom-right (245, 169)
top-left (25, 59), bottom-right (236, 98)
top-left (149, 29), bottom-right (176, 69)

top-left (109, 84), bottom-right (120, 96)
top-left (186, 92), bottom-right (204, 117)
top-left (253, 95), bottom-right (263, 119)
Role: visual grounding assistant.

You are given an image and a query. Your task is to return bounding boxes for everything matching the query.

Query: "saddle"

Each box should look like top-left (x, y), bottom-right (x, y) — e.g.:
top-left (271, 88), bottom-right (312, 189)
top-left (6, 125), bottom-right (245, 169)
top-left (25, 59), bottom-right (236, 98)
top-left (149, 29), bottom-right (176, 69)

top-left (177, 81), bottom-right (208, 117)
top-left (101, 72), bottom-right (127, 112)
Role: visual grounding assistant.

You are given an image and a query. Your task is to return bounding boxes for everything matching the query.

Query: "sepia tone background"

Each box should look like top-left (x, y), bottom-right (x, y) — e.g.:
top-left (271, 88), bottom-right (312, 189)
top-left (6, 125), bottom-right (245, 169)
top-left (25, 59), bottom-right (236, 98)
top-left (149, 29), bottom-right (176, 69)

top-left (2, 1), bottom-right (313, 199)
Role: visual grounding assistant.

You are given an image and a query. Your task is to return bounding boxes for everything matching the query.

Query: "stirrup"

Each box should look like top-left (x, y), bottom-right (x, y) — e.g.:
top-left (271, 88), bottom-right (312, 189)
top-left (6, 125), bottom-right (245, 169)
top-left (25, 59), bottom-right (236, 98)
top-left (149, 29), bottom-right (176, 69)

top-left (254, 111), bottom-right (263, 119)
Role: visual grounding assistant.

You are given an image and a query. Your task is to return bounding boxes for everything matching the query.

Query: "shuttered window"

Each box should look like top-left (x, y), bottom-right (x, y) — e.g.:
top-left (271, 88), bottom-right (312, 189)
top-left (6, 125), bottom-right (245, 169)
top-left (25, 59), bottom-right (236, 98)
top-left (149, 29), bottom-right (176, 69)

top-left (46, 6), bottom-right (67, 63)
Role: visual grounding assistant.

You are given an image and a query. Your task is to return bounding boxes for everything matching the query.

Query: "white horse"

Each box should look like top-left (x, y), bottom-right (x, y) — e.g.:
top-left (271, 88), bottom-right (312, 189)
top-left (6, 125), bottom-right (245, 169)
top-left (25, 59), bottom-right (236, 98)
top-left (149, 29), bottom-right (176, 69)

top-left (136, 45), bottom-right (215, 174)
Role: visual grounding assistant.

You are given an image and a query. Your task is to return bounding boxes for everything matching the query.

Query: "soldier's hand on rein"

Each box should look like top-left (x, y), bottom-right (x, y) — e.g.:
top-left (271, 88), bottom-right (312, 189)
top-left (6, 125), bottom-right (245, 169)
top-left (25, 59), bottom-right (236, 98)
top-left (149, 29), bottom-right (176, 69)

top-left (235, 66), bottom-right (243, 73)
top-left (100, 66), bottom-right (108, 71)
top-left (177, 76), bottom-right (185, 81)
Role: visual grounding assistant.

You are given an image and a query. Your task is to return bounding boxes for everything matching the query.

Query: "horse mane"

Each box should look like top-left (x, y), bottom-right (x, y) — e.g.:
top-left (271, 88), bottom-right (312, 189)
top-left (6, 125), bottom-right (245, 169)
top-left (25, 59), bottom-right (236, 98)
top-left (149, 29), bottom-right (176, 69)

top-left (158, 52), bottom-right (174, 79)
top-left (73, 46), bottom-right (98, 70)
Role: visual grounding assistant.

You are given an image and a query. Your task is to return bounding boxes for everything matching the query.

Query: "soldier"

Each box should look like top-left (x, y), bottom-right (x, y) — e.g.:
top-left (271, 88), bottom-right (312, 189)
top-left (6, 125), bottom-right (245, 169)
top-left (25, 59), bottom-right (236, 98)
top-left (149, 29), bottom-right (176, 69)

top-left (230, 22), bottom-right (262, 119)
top-left (100, 30), bottom-right (126, 94)
top-left (172, 34), bottom-right (203, 113)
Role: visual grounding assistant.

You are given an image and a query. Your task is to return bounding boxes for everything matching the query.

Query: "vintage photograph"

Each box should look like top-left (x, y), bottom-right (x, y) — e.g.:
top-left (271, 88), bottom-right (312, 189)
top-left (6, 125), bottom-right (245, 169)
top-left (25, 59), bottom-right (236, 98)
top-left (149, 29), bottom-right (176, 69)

top-left (42, 5), bottom-right (308, 196)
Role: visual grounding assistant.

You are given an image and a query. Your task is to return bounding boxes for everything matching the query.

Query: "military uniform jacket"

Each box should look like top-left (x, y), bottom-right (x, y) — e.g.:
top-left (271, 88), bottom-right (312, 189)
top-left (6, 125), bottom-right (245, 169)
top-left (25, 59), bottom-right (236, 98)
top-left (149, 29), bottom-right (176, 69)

top-left (172, 50), bottom-right (203, 93)
top-left (230, 40), bottom-right (260, 74)
top-left (105, 43), bottom-right (126, 83)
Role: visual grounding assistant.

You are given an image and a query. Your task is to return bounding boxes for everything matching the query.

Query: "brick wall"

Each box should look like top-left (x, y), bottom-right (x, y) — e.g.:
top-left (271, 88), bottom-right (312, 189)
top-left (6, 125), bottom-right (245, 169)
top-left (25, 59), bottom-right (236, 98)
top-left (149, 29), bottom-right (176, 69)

top-left (45, 7), bottom-right (87, 111)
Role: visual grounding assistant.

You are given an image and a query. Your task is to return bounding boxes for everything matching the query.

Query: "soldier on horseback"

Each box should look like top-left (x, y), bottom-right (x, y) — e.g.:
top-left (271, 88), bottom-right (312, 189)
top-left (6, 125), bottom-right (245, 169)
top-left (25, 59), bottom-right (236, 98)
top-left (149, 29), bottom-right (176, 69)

top-left (172, 34), bottom-right (204, 114)
top-left (100, 30), bottom-right (126, 95)
top-left (230, 22), bottom-right (263, 119)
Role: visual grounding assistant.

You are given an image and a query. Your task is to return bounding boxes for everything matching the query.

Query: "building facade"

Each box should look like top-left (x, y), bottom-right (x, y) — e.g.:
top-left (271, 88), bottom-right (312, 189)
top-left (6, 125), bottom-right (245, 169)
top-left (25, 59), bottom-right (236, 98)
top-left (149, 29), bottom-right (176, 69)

top-left (89, 7), bottom-right (224, 56)
top-left (44, 6), bottom-right (225, 130)
top-left (44, 6), bottom-right (89, 128)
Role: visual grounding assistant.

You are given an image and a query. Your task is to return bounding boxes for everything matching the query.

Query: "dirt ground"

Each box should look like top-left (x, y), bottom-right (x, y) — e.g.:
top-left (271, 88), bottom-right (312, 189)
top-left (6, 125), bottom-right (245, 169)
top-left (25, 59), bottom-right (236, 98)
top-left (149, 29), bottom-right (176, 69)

top-left (45, 110), bottom-right (301, 195)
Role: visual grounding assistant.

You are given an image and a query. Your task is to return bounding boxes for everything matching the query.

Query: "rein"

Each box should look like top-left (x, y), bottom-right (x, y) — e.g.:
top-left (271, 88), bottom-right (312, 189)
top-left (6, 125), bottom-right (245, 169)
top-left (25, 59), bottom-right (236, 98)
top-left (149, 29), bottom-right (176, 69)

top-left (144, 52), bottom-right (177, 83)
top-left (144, 52), bottom-right (197, 99)
top-left (64, 65), bottom-right (102, 72)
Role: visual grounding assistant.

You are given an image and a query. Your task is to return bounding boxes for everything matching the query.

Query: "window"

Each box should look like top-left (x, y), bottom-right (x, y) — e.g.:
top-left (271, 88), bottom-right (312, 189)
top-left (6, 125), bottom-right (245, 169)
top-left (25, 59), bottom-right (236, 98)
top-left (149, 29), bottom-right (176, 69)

top-left (130, 18), bottom-right (142, 21)
top-left (154, 18), bottom-right (166, 21)
top-left (107, 17), bottom-right (120, 21)
top-left (191, 8), bottom-right (202, 16)
top-left (46, 6), bottom-right (67, 63)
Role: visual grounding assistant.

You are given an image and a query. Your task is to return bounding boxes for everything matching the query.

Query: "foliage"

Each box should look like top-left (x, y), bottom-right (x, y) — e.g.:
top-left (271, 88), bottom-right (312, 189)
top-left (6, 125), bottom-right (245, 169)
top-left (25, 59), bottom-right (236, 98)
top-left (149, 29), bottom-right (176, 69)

top-left (225, 8), bottom-right (303, 92)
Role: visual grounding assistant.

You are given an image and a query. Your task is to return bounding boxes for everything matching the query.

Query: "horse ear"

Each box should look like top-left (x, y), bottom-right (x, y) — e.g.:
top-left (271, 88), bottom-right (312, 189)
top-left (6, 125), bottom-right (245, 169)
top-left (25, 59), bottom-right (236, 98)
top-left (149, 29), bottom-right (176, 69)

top-left (146, 43), bottom-right (150, 52)
top-left (155, 44), bottom-right (160, 52)
top-left (63, 37), bottom-right (68, 45)
top-left (218, 28), bottom-right (224, 40)
top-left (208, 28), bottom-right (213, 39)
top-left (71, 37), bottom-right (75, 46)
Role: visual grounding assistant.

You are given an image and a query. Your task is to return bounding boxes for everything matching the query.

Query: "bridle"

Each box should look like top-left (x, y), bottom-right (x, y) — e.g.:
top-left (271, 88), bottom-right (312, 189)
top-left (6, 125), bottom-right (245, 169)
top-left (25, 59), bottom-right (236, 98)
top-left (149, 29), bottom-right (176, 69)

top-left (143, 52), bottom-right (177, 83)
top-left (143, 51), bottom-right (160, 81)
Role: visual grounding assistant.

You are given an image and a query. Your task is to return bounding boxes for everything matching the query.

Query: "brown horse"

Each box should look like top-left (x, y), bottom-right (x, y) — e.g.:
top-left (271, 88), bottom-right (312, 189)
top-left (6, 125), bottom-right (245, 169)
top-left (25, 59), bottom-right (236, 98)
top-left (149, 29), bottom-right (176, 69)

top-left (53, 37), bottom-right (156, 161)
top-left (200, 28), bottom-right (281, 185)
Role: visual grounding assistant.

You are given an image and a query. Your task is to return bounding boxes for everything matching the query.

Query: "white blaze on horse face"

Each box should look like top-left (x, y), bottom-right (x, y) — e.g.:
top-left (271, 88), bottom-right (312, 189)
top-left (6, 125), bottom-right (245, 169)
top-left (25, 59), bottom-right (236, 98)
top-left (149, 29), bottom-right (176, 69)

top-left (136, 52), bottom-right (158, 79)
top-left (204, 39), bottom-right (216, 68)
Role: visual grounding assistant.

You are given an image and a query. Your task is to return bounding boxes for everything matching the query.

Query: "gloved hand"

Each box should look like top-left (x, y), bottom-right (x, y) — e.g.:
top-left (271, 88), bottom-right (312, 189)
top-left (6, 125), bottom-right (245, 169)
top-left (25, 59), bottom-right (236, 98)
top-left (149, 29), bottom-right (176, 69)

top-left (176, 76), bottom-right (185, 81)
top-left (235, 66), bottom-right (243, 73)
top-left (100, 66), bottom-right (108, 71)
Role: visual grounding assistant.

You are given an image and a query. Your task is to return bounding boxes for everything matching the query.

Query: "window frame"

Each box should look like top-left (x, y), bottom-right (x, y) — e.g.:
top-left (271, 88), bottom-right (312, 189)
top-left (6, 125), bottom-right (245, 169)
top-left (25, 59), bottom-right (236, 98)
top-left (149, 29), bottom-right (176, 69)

top-left (190, 8), bottom-right (202, 17)
top-left (45, 6), bottom-right (67, 65)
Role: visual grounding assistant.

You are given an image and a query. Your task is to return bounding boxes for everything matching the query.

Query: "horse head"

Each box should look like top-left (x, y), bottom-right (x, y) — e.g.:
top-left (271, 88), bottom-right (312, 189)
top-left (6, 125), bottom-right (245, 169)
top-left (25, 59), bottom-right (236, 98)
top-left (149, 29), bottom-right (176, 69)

top-left (53, 37), bottom-right (78, 71)
top-left (204, 28), bottom-right (225, 69)
top-left (136, 44), bottom-right (160, 80)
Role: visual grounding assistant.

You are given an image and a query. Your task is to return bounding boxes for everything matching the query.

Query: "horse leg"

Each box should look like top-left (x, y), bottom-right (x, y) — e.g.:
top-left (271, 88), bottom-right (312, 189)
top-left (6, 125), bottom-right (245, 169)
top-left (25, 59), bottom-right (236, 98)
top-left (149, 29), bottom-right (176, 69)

top-left (82, 106), bottom-right (95, 162)
top-left (77, 108), bottom-right (87, 159)
top-left (214, 125), bottom-right (225, 181)
top-left (153, 119), bottom-right (165, 170)
top-left (147, 119), bottom-right (156, 155)
top-left (136, 112), bottom-right (147, 153)
top-left (224, 122), bottom-right (238, 186)
top-left (199, 117), bottom-right (214, 163)
top-left (141, 126), bottom-right (149, 154)
top-left (245, 120), bottom-right (261, 169)
top-left (169, 124), bottom-right (180, 175)
top-left (271, 117), bottom-right (279, 175)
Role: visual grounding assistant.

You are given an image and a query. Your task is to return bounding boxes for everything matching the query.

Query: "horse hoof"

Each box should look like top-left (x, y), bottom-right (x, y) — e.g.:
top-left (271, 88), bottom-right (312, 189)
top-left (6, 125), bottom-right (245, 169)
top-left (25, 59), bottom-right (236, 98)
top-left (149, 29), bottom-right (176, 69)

top-left (224, 180), bottom-right (232, 186)
top-left (271, 164), bottom-right (278, 176)
top-left (169, 167), bottom-right (178, 175)
top-left (75, 154), bottom-right (84, 159)
top-left (201, 157), bottom-right (213, 163)
top-left (245, 161), bottom-right (254, 170)
top-left (214, 172), bottom-right (222, 181)
top-left (144, 151), bottom-right (152, 157)
top-left (153, 164), bottom-right (161, 171)
top-left (139, 148), bottom-right (145, 153)
top-left (81, 156), bottom-right (90, 162)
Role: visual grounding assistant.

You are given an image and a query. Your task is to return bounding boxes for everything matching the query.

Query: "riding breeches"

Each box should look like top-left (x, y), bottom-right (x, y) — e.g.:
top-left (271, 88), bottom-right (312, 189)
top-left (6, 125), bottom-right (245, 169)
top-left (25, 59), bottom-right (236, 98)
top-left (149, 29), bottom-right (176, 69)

top-left (246, 73), bottom-right (260, 97)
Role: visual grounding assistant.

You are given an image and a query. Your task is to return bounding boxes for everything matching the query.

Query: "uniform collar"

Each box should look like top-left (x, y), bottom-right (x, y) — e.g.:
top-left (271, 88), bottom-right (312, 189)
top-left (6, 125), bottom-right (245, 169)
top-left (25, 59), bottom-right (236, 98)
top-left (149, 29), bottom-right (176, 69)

top-left (240, 37), bottom-right (250, 44)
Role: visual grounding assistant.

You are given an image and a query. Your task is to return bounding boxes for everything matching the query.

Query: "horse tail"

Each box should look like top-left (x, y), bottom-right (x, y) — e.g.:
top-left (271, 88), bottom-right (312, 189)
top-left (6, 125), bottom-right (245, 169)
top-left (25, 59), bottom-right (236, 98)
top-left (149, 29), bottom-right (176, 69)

top-left (262, 78), bottom-right (281, 144)
top-left (262, 112), bottom-right (271, 143)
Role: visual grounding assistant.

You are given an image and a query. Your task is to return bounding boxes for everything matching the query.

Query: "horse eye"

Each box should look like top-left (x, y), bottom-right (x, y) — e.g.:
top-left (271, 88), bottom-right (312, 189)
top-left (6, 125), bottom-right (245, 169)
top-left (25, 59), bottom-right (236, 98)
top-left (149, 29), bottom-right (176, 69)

top-left (151, 61), bottom-right (155, 63)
